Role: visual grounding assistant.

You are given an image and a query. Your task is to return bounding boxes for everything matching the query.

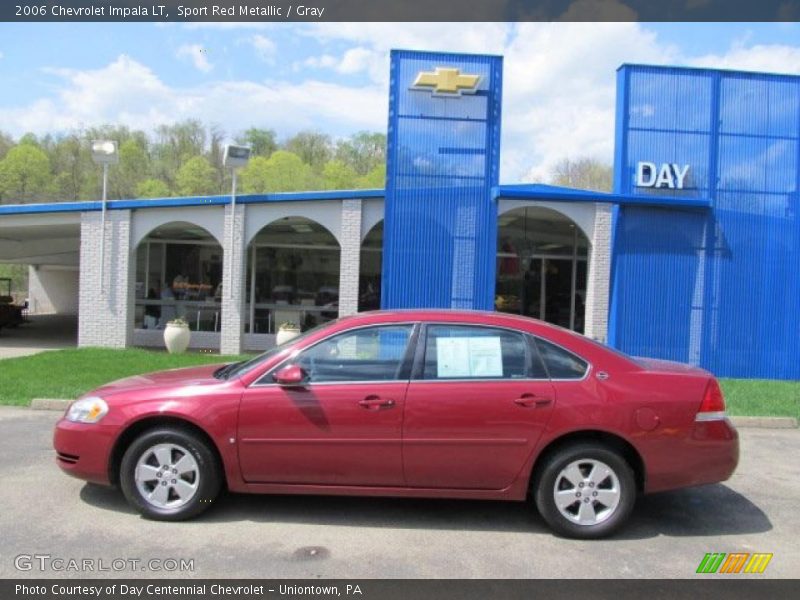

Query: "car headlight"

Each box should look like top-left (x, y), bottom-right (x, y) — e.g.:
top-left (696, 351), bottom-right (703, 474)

top-left (65, 397), bottom-right (109, 424)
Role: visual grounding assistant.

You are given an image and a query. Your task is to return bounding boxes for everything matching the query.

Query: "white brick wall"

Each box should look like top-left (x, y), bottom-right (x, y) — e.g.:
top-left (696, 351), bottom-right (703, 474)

top-left (584, 204), bottom-right (613, 342)
top-left (220, 204), bottom-right (246, 355)
top-left (338, 199), bottom-right (362, 317)
top-left (28, 266), bottom-right (79, 315)
top-left (78, 210), bottom-right (134, 348)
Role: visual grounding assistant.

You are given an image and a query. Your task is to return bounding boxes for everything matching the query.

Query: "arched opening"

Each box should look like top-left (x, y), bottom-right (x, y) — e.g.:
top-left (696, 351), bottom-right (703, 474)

top-left (359, 220), bottom-right (383, 311)
top-left (245, 216), bottom-right (340, 334)
top-left (496, 207), bottom-right (589, 332)
top-left (134, 221), bottom-right (224, 332)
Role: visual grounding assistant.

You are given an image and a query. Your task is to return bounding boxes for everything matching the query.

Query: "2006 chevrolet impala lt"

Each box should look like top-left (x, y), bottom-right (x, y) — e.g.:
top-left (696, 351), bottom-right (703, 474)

top-left (54, 310), bottom-right (738, 538)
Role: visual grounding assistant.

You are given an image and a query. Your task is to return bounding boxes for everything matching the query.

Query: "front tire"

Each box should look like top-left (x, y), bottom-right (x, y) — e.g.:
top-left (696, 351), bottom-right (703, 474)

top-left (533, 442), bottom-right (636, 539)
top-left (120, 427), bottom-right (221, 521)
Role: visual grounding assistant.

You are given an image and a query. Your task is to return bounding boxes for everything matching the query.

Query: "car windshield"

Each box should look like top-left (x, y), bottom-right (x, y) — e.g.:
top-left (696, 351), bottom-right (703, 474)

top-left (218, 320), bottom-right (340, 380)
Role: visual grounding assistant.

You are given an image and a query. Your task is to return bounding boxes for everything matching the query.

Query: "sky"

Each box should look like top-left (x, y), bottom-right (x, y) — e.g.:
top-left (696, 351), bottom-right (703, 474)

top-left (0, 22), bottom-right (799, 183)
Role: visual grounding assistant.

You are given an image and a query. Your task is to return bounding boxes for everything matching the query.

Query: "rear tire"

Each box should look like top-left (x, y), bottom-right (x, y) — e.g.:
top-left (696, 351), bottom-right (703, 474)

top-left (533, 442), bottom-right (636, 539)
top-left (120, 427), bottom-right (221, 521)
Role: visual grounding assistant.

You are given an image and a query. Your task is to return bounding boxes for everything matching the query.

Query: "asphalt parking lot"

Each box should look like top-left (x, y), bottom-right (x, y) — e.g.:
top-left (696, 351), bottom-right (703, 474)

top-left (0, 406), bottom-right (797, 579)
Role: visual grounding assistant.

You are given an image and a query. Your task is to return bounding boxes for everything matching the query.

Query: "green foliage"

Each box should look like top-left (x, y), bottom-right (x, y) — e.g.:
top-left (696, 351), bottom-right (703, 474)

top-left (175, 156), bottom-right (217, 196)
top-left (356, 164), bottom-right (386, 189)
top-left (549, 157), bottom-right (612, 192)
top-left (0, 264), bottom-right (28, 296)
top-left (0, 131), bottom-right (13, 160)
top-left (237, 127), bottom-right (277, 157)
top-left (0, 143), bottom-right (52, 203)
top-left (0, 127), bottom-right (389, 204)
top-left (240, 151), bottom-right (315, 193)
top-left (335, 131), bottom-right (386, 176)
top-left (322, 159), bottom-right (358, 190)
top-left (115, 139), bottom-right (149, 199)
top-left (136, 178), bottom-right (171, 199)
top-left (285, 131), bottom-right (333, 171)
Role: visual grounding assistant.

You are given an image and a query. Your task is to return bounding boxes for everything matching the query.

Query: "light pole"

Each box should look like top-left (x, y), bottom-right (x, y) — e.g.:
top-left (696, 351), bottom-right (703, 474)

top-left (91, 140), bottom-right (119, 295)
top-left (222, 145), bottom-right (251, 300)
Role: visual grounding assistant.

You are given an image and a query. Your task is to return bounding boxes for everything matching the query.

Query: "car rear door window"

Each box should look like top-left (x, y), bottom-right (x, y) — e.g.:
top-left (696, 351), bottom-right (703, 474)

top-left (420, 325), bottom-right (532, 380)
top-left (293, 325), bottom-right (414, 383)
top-left (535, 338), bottom-right (588, 379)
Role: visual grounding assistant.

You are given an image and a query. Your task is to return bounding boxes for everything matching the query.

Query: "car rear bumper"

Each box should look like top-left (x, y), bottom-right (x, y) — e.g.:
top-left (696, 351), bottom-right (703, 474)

top-left (645, 417), bottom-right (739, 493)
top-left (53, 418), bottom-right (114, 485)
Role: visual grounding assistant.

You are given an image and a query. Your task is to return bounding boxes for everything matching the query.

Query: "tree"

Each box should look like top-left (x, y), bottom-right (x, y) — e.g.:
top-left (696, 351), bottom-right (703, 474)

top-left (136, 178), bottom-right (171, 199)
top-left (237, 127), bottom-right (277, 157)
top-left (322, 160), bottom-right (357, 190)
top-left (240, 151), bottom-right (315, 193)
top-left (47, 133), bottom-right (95, 201)
top-left (151, 120), bottom-right (207, 187)
top-left (284, 131), bottom-right (332, 171)
top-left (0, 132), bottom-right (13, 161)
top-left (355, 164), bottom-right (386, 189)
top-left (115, 139), bottom-right (149, 199)
top-left (335, 132), bottom-right (386, 176)
top-left (0, 143), bottom-right (52, 203)
top-left (549, 157), bottom-right (612, 192)
top-left (175, 156), bottom-right (217, 196)
top-left (208, 125), bottom-right (227, 194)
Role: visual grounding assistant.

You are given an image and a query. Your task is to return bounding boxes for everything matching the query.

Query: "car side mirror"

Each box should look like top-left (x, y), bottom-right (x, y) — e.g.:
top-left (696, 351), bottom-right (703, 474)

top-left (273, 364), bottom-right (307, 387)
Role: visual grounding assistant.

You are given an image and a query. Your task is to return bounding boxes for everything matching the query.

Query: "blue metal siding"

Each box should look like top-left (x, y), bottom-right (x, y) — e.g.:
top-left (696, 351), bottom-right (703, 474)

top-left (381, 50), bottom-right (503, 310)
top-left (611, 65), bottom-right (800, 379)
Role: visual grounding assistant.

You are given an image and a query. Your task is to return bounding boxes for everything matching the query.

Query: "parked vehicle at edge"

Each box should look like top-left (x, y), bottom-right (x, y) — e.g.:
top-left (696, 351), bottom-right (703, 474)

top-left (54, 310), bottom-right (738, 538)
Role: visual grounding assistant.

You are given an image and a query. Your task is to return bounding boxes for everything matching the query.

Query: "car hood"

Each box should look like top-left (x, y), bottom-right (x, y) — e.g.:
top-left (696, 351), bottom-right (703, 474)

top-left (88, 364), bottom-right (227, 398)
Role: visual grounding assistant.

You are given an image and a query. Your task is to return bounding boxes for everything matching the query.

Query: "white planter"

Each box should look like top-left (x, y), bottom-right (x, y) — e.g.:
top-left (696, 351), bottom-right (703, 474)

top-left (164, 323), bottom-right (191, 354)
top-left (276, 328), bottom-right (301, 346)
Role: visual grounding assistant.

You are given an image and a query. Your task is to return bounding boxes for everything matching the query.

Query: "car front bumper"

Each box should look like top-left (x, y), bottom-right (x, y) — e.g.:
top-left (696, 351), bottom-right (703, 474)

top-left (53, 418), bottom-right (116, 485)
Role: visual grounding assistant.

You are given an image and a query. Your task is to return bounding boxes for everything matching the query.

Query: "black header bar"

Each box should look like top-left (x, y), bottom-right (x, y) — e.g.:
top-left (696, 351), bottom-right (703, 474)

top-left (2, 0), bottom-right (800, 22)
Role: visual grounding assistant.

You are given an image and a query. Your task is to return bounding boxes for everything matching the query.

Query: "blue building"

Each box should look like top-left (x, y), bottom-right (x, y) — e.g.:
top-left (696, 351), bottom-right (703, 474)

top-left (1, 51), bottom-right (798, 380)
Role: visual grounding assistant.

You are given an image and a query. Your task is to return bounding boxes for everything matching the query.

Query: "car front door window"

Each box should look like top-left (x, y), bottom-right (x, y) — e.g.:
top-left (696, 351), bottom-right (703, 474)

top-left (293, 325), bottom-right (414, 383)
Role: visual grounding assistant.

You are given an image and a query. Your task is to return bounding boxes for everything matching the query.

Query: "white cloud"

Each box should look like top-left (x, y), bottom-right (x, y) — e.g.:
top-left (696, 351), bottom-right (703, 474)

top-left (689, 43), bottom-right (800, 75)
top-left (176, 43), bottom-right (213, 73)
top-left (0, 54), bottom-right (385, 140)
top-left (249, 34), bottom-right (276, 63)
top-left (0, 51), bottom-right (4, 60)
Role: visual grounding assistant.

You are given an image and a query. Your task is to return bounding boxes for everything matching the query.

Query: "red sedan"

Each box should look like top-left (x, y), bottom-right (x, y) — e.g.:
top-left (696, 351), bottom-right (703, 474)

top-left (54, 310), bottom-right (738, 538)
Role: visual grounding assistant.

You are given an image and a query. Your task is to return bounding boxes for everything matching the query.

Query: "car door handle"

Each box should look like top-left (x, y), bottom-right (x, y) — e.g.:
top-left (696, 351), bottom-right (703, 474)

top-left (514, 394), bottom-right (552, 408)
top-left (358, 396), bottom-right (395, 410)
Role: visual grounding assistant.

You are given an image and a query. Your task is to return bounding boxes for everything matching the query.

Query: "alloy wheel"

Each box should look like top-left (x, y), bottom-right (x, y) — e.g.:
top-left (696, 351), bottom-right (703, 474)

top-left (134, 443), bottom-right (200, 509)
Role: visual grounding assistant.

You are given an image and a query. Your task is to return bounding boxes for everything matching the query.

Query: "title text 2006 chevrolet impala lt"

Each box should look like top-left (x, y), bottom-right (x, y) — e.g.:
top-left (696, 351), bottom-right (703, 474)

top-left (54, 310), bottom-right (738, 538)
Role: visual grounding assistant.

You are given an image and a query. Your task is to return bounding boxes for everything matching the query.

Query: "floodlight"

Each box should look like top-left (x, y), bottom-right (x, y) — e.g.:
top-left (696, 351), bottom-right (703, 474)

top-left (90, 140), bottom-right (119, 165)
top-left (223, 145), bottom-right (251, 168)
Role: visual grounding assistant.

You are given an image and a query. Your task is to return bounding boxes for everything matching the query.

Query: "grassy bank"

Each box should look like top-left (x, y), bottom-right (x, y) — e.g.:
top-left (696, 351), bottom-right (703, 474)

top-left (719, 379), bottom-right (799, 420)
top-left (0, 347), bottom-right (247, 406)
top-left (0, 348), bottom-right (797, 419)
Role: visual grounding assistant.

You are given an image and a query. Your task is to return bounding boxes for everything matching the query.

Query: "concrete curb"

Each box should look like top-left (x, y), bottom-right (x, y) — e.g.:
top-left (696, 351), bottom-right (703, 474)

top-left (30, 398), bottom-right (70, 411)
top-left (729, 416), bottom-right (798, 429)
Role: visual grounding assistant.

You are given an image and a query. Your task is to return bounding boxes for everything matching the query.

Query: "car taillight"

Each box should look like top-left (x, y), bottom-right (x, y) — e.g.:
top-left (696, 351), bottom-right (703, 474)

top-left (696, 378), bottom-right (726, 421)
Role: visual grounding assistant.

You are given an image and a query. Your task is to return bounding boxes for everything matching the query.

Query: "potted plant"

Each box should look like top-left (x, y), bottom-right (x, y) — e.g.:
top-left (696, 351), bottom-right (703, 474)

top-left (164, 317), bottom-right (191, 354)
top-left (276, 321), bottom-right (301, 345)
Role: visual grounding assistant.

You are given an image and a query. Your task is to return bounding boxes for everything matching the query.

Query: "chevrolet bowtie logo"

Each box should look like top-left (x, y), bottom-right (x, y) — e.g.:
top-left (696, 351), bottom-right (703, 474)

top-left (411, 67), bottom-right (481, 96)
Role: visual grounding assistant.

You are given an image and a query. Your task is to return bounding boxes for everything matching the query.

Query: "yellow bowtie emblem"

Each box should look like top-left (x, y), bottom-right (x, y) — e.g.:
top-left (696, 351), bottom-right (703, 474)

top-left (412, 67), bottom-right (481, 96)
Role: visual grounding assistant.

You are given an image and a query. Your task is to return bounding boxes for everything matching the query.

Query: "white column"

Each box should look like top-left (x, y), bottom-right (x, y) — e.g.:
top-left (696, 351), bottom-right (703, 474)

top-left (78, 210), bottom-right (134, 348)
top-left (338, 199), bottom-right (363, 317)
top-left (220, 204), bottom-right (246, 355)
top-left (584, 203), bottom-right (613, 343)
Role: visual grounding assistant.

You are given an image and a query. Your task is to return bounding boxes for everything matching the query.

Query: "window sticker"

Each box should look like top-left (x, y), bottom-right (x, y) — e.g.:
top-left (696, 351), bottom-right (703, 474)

top-left (436, 336), bottom-right (503, 378)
